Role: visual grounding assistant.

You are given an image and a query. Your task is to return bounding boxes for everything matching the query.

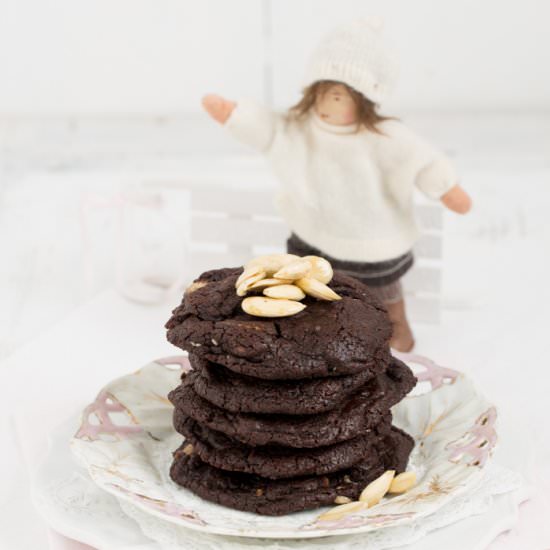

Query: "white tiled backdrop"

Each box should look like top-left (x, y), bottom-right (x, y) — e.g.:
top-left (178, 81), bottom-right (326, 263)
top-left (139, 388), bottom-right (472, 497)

top-left (1, 0), bottom-right (550, 359)
top-left (1, 4), bottom-right (550, 548)
top-left (2, 0), bottom-right (550, 113)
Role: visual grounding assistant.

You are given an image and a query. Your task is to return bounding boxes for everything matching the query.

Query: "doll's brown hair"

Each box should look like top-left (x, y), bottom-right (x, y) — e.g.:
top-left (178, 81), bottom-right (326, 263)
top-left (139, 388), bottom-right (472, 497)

top-left (289, 80), bottom-right (391, 133)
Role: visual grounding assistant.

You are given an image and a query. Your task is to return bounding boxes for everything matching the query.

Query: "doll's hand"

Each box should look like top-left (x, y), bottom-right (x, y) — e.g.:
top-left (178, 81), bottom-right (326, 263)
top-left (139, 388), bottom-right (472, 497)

top-left (441, 184), bottom-right (472, 214)
top-left (202, 94), bottom-right (237, 124)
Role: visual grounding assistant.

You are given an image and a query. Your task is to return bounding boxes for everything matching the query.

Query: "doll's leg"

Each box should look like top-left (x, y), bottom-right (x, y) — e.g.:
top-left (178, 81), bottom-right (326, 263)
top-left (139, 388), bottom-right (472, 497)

top-left (286, 233), bottom-right (415, 351)
top-left (368, 282), bottom-right (415, 353)
top-left (385, 299), bottom-right (415, 353)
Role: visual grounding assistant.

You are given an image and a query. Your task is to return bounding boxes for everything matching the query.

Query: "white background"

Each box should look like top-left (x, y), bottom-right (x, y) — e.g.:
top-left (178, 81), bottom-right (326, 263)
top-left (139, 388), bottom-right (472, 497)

top-left (1, 1), bottom-right (550, 549)
top-left (1, 0), bottom-right (550, 114)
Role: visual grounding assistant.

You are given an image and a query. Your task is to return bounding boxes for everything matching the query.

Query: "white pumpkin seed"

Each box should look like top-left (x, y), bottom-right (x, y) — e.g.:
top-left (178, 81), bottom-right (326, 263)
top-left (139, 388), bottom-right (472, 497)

top-left (296, 277), bottom-right (342, 301)
top-left (245, 254), bottom-right (299, 276)
top-left (236, 270), bottom-right (267, 296)
top-left (248, 277), bottom-right (293, 291)
top-left (359, 470), bottom-right (395, 506)
top-left (263, 284), bottom-right (306, 301)
top-left (304, 256), bottom-right (333, 284)
top-left (241, 296), bottom-right (306, 317)
top-left (235, 265), bottom-right (264, 289)
top-left (317, 500), bottom-right (366, 522)
top-left (273, 258), bottom-right (312, 280)
top-left (186, 280), bottom-right (207, 294)
top-left (388, 471), bottom-right (416, 494)
top-left (333, 495), bottom-right (352, 504)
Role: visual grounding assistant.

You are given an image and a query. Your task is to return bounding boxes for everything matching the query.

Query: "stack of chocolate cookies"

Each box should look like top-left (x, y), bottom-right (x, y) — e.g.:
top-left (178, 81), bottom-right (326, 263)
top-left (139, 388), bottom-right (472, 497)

top-left (165, 265), bottom-right (416, 516)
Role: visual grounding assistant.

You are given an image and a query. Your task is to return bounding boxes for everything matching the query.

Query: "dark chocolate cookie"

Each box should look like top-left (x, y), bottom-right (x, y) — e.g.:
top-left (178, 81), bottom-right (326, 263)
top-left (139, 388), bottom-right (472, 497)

top-left (176, 415), bottom-right (392, 479)
top-left (165, 268), bottom-right (392, 380)
top-left (187, 355), bottom-right (375, 415)
top-left (169, 427), bottom-right (414, 516)
top-left (169, 358), bottom-right (416, 448)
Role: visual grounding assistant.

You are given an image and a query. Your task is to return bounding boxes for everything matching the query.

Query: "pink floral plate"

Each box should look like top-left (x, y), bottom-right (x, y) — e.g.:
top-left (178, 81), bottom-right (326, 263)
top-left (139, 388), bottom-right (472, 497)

top-left (70, 353), bottom-right (497, 539)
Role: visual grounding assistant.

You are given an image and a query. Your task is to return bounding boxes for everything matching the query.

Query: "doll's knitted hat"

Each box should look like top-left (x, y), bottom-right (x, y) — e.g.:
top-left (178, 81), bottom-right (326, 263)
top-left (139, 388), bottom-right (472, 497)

top-left (303, 18), bottom-right (399, 104)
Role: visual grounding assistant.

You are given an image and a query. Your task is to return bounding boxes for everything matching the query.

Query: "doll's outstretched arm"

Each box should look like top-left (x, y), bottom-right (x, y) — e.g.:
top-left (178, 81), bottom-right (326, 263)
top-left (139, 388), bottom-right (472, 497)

top-left (202, 94), bottom-right (236, 124)
top-left (440, 184), bottom-right (472, 214)
top-left (201, 95), bottom-right (278, 152)
top-left (414, 155), bottom-right (471, 214)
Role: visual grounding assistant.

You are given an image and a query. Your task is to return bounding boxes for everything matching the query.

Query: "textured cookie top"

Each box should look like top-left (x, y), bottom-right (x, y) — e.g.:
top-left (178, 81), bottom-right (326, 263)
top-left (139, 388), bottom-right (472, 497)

top-left (165, 267), bottom-right (392, 380)
top-left (169, 427), bottom-right (414, 516)
top-left (186, 354), bottom-right (374, 415)
top-left (169, 358), bottom-right (416, 448)
top-left (176, 416), bottom-right (392, 480)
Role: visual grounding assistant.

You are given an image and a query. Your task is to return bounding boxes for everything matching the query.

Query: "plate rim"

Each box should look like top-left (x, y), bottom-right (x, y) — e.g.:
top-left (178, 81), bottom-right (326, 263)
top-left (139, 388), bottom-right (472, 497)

top-left (31, 416), bottom-right (523, 550)
top-left (68, 354), bottom-right (498, 539)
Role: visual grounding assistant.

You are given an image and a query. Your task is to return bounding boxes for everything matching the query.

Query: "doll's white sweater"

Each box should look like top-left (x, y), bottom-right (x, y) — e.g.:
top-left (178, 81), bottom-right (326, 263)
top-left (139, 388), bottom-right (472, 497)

top-left (226, 100), bottom-right (457, 262)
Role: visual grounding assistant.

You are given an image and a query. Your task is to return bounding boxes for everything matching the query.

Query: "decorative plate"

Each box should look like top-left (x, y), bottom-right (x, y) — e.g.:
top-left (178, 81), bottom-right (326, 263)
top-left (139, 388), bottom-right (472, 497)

top-left (70, 353), bottom-right (498, 539)
top-left (33, 417), bottom-right (522, 550)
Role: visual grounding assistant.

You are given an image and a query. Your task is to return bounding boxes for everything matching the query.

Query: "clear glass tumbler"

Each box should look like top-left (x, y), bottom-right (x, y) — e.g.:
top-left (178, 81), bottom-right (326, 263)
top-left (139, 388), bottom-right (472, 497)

top-left (115, 182), bottom-right (190, 304)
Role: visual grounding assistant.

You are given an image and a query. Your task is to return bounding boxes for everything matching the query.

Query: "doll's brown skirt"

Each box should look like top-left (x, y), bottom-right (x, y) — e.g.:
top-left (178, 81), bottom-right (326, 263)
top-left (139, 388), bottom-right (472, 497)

top-left (286, 233), bottom-right (413, 304)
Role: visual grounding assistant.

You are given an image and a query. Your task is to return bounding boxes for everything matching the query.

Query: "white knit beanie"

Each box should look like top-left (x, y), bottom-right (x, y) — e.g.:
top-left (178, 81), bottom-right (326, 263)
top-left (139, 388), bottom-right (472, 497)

top-left (303, 18), bottom-right (399, 104)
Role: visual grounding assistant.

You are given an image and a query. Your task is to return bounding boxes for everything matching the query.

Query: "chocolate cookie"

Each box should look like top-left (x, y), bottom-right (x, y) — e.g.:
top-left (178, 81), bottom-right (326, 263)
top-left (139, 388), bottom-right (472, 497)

top-left (169, 358), bottom-right (416, 448)
top-left (165, 268), bottom-right (392, 380)
top-left (187, 355), bottom-right (375, 415)
top-left (176, 415), bottom-right (393, 479)
top-left (170, 427), bottom-right (414, 516)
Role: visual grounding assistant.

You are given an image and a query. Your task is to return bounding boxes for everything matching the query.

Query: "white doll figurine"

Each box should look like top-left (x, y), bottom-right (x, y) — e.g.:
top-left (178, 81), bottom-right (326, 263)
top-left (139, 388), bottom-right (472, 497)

top-left (201, 19), bottom-right (471, 352)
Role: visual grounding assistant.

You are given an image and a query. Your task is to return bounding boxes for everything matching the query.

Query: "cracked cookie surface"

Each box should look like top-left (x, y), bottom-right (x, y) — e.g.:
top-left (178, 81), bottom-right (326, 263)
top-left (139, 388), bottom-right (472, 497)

top-left (169, 358), bottom-right (416, 448)
top-left (169, 427), bottom-right (414, 516)
top-left (165, 268), bottom-right (392, 380)
top-left (186, 354), bottom-right (375, 415)
top-left (175, 415), bottom-right (393, 479)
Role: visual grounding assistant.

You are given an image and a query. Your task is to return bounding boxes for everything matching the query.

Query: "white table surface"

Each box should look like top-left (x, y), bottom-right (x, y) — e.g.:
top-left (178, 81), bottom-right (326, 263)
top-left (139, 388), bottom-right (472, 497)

top-left (2, 168), bottom-right (550, 549)
top-left (0, 289), bottom-right (530, 549)
top-left (0, 284), bottom-right (546, 550)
